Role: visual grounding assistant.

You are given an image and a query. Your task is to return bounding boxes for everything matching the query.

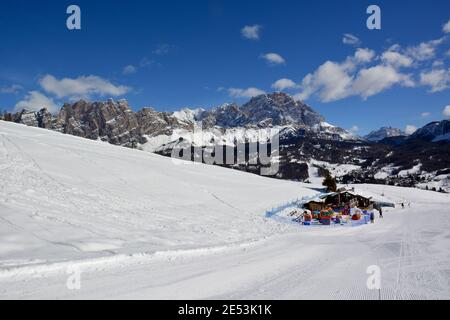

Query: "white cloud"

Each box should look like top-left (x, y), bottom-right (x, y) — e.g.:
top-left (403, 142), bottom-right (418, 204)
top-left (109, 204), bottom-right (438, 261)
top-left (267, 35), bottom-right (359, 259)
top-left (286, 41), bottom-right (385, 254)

top-left (292, 28), bottom-right (449, 103)
top-left (152, 44), bottom-right (173, 55)
top-left (122, 65), bottom-right (137, 75)
top-left (432, 60), bottom-right (444, 68)
top-left (420, 68), bottom-right (450, 92)
top-left (295, 60), bottom-right (353, 102)
top-left (15, 91), bottom-right (58, 113)
top-left (261, 53), bottom-right (286, 65)
top-left (421, 112), bottom-right (431, 117)
top-left (349, 125), bottom-right (359, 133)
top-left (443, 105), bottom-right (450, 117)
top-left (381, 51), bottom-right (413, 68)
top-left (405, 125), bottom-right (417, 135)
top-left (0, 84), bottom-right (23, 94)
top-left (296, 47), bottom-right (416, 103)
top-left (139, 57), bottom-right (154, 67)
top-left (39, 74), bottom-right (131, 99)
top-left (406, 38), bottom-right (444, 61)
top-left (354, 48), bottom-right (376, 63)
top-left (295, 47), bottom-right (386, 102)
top-left (241, 25), bottom-right (261, 40)
top-left (342, 33), bottom-right (361, 46)
top-left (386, 43), bottom-right (402, 52)
top-left (228, 87), bottom-right (266, 99)
top-left (352, 65), bottom-right (414, 99)
top-left (271, 78), bottom-right (297, 91)
top-left (443, 19), bottom-right (450, 33)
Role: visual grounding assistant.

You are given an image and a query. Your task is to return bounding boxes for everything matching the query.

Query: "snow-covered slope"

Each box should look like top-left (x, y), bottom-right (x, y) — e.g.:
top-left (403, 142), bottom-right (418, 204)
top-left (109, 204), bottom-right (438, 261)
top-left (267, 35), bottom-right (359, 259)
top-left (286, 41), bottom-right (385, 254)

top-left (1, 121), bottom-right (450, 299)
top-left (0, 121), bottom-right (313, 265)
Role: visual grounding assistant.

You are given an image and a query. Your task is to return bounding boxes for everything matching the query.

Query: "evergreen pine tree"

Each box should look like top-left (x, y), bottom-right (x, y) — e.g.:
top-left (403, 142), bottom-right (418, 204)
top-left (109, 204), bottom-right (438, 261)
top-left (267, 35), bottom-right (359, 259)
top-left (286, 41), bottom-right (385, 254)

top-left (4, 112), bottom-right (13, 122)
top-left (322, 171), bottom-right (337, 192)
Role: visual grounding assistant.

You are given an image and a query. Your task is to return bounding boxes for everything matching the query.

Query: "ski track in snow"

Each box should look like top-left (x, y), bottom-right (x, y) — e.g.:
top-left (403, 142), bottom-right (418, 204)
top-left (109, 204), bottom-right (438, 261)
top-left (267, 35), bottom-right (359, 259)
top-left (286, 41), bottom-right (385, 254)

top-left (0, 121), bottom-right (450, 299)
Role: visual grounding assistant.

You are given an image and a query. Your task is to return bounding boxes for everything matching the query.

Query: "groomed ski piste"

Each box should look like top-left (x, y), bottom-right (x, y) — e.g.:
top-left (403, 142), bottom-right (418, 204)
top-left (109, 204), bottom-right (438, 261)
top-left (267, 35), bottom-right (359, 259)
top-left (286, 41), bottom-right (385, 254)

top-left (0, 121), bottom-right (449, 299)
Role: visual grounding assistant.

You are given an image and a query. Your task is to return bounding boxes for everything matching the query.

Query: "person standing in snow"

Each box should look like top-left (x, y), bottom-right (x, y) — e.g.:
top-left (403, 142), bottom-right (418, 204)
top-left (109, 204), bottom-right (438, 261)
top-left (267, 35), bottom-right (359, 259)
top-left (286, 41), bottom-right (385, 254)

top-left (401, 202), bottom-right (405, 209)
top-left (370, 211), bottom-right (375, 224)
top-left (379, 207), bottom-right (383, 218)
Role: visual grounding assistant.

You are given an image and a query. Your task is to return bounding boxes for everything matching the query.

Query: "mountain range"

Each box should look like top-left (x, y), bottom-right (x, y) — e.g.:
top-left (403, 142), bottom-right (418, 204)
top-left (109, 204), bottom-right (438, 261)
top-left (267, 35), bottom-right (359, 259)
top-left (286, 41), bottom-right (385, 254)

top-left (2, 92), bottom-right (449, 192)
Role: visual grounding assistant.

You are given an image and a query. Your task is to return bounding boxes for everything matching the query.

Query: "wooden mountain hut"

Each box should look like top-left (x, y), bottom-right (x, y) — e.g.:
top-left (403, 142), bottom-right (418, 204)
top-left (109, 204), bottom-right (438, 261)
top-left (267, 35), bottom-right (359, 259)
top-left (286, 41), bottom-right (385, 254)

top-left (324, 191), bottom-right (373, 208)
top-left (303, 190), bottom-right (374, 211)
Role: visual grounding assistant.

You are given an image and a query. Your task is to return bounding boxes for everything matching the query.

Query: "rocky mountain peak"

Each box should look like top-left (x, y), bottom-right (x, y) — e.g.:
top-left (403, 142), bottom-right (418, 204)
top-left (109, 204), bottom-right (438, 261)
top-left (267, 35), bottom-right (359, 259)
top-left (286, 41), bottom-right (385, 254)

top-left (240, 92), bottom-right (325, 127)
top-left (13, 108), bottom-right (53, 128)
top-left (365, 126), bottom-right (406, 142)
top-left (52, 99), bottom-right (143, 146)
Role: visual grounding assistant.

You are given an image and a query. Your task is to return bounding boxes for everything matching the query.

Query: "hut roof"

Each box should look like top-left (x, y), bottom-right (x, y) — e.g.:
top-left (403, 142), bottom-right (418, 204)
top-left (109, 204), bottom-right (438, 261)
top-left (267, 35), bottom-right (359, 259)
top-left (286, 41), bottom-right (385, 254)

top-left (303, 189), bottom-right (374, 206)
top-left (302, 188), bottom-right (395, 208)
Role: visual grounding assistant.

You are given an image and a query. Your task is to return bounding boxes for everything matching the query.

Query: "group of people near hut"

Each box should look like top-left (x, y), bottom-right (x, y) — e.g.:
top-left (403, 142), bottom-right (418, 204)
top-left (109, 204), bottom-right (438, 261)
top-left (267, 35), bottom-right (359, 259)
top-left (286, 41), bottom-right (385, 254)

top-left (294, 189), bottom-right (386, 226)
top-left (292, 207), bottom-right (375, 226)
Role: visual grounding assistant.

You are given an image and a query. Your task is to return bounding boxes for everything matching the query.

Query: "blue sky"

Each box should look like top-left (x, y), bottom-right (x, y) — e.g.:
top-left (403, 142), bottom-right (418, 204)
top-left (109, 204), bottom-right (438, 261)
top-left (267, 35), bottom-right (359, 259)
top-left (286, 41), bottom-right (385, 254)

top-left (0, 0), bottom-right (449, 134)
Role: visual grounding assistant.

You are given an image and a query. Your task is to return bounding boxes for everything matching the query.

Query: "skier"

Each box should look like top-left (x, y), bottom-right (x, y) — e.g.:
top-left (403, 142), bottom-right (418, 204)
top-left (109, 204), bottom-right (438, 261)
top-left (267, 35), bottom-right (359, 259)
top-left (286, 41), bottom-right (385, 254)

top-left (401, 202), bottom-right (405, 209)
top-left (370, 211), bottom-right (375, 224)
top-left (379, 207), bottom-right (383, 218)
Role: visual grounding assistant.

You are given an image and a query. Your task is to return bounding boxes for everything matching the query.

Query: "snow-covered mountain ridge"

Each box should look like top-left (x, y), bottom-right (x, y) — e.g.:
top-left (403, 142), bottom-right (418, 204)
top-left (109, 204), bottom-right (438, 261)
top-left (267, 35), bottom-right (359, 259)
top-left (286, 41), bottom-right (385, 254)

top-left (410, 120), bottom-right (450, 142)
top-left (6, 92), bottom-right (358, 147)
top-left (2, 93), bottom-right (449, 192)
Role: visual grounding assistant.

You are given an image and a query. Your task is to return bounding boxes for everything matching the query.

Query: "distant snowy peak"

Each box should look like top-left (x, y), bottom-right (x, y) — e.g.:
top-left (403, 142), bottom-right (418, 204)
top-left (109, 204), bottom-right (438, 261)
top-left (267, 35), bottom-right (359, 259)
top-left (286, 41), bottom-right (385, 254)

top-left (410, 120), bottom-right (450, 142)
top-left (364, 121), bottom-right (450, 144)
top-left (312, 122), bottom-right (358, 141)
top-left (365, 127), bottom-right (406, 142)
top-left (172, 107), bottom-right (205, 124)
